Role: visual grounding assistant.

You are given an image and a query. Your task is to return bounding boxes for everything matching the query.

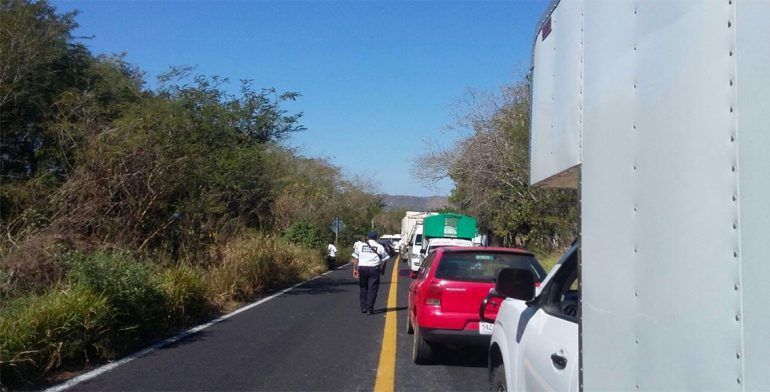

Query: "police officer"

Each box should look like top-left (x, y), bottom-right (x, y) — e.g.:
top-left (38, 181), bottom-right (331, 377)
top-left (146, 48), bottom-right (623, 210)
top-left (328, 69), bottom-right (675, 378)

top-left (352, 231), bottom-right (390, 315)
top-left (326, 241), bottom-right (337, 270)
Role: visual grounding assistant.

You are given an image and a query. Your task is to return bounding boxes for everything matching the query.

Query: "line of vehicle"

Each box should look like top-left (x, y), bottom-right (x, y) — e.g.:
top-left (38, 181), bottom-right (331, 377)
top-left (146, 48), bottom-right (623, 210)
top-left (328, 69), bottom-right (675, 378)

top-left (374, 257), bottom-right (399, 392)
top-left (45, 264), bottom-right (350, 392)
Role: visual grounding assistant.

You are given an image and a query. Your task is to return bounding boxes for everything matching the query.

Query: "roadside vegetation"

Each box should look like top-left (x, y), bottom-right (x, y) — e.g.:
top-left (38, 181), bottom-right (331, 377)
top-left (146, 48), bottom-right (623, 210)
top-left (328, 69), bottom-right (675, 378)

top-left (0, 0), bottom-right (380, 387)
top-left (413, 78), bottom-right (578, 263)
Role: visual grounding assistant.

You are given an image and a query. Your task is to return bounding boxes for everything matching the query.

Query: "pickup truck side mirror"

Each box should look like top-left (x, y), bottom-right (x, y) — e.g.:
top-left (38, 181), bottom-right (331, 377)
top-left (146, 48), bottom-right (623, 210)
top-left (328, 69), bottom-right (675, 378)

top-left (495, 268), bottom-right (536, 301)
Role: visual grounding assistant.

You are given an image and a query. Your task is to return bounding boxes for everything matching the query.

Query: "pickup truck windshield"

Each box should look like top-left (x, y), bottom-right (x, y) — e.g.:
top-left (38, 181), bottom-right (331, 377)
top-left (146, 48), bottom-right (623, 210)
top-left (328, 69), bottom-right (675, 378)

top-left (434, 252), bottom-right (545, 283)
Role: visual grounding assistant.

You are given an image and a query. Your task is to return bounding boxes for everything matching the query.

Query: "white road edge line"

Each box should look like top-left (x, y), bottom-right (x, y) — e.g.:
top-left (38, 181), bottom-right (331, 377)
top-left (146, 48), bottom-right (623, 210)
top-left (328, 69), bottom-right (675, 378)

top-left (45, 263), bottom-right (352, 392)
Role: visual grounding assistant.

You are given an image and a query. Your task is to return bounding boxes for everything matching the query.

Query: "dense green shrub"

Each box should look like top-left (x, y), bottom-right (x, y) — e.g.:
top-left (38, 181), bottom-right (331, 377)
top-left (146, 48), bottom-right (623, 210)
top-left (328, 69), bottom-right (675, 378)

top-left (0, 286), bottom-right (112, 384)
top-left (160, 265), bottom-right (209, 324)
top-left (281, 221), bottom-right (324, 249)
top-left (66, 252), bottom-right (168, 346)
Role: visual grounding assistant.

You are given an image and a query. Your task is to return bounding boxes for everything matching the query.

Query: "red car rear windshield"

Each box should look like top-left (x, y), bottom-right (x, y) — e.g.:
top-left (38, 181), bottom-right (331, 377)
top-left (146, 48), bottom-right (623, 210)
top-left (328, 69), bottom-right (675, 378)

top-left (434, 252), bottom-right (545, 283)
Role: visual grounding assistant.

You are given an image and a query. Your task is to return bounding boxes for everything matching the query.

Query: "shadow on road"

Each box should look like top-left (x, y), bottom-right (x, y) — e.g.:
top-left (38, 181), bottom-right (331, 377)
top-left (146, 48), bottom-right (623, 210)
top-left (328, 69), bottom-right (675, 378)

top-left (431, 345), bottom-right (488, 368)
top-left (373, 306), bottom-right (407, 314)
top-left (155, 328), bottom-right (213, 351)
top-left (283, 277), bottom-right (358, 296)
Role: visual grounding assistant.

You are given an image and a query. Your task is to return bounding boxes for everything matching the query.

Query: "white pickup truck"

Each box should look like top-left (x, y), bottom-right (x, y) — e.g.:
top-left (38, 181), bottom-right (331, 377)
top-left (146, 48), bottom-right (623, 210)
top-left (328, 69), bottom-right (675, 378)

top-left (482, 245), bottom-right (578, 391)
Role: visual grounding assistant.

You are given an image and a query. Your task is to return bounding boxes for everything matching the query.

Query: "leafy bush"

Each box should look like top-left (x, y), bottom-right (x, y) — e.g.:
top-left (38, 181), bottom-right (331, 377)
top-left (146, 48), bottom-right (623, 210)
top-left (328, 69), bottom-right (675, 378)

top-left (0, 286), bottom-right (112, 384)
top-left (160, 265), bottom-right (209, 324)
top-left (66, 251), bottom-right (168, 347)
top-left (281, 221), bottom-right (324, 249)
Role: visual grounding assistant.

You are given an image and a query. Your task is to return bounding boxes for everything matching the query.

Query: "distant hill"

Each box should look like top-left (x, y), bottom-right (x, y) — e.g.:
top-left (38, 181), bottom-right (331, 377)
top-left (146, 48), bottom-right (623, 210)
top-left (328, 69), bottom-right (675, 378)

top-left (381, 194), bottom-right (449, 211)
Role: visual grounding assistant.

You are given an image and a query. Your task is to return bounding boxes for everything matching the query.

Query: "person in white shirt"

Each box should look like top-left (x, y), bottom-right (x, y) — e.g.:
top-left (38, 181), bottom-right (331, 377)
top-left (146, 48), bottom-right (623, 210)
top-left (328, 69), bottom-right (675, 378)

top-left (326, 242), bottom-right (337, 270)
top-left (352, 231), bottom-right (391, 315)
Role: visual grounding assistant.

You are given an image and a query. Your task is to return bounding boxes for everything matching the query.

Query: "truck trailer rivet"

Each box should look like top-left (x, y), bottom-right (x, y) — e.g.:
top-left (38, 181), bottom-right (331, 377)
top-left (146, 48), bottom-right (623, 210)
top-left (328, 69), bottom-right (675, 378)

top-left (730, 106), bottom-right (734, 113)
top-left (636, 383), bottom-right (640, 389)
top-left (738, 377), bottom-right (742, 384)
top-left (732, 194), bottom-right (737, 202)
top-left (735, 284), bottom-right (740, 291)
top-left (731, 135), bottom-right (735, 142)
top-left (737, 352), bottom-right (741, 359)
top-left (732, 222), bottom-right (738, 229)
top-left (735, 314), bottom-right (741, 322)
top-left (730, 79), bottom-right (734, 86)
top-left (728, 21), bottom-right (732, 28)
top-left (733, 251), bottom-right (738, 258)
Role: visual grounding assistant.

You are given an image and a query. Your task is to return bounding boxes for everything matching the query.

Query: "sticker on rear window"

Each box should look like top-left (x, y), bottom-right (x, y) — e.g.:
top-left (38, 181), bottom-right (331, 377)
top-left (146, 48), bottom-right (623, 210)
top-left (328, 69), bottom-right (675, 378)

top-left (475, 255), bottom-right (494, 260)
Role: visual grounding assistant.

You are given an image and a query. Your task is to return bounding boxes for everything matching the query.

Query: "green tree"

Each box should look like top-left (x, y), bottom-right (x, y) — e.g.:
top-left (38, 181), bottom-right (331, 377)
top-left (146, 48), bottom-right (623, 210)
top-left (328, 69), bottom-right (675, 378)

top-left (267, 149), bottom-right (384, 247)
top-left (0, 0), bottom-right (90, 180)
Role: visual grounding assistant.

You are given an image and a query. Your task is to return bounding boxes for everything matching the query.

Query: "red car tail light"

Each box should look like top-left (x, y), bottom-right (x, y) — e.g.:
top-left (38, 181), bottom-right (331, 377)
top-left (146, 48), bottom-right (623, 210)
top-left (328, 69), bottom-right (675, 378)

top-left (487, 295), bottom-right (503, 318)
top-left (425, 282), bottom-right (443, 306)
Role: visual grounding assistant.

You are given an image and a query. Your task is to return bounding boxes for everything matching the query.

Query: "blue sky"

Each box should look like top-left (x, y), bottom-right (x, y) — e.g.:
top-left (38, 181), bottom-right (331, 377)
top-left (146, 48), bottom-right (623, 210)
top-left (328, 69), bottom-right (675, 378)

top-left (53, 0), bottom-right (548, 197)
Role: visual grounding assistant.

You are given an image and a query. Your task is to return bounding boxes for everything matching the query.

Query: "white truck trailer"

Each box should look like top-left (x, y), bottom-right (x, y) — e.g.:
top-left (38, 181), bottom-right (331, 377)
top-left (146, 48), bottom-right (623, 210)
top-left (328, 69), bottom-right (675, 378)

top-left (400, 211), bottom-right (435, 258)
top-left (488, 0), bottom-right (770, 390)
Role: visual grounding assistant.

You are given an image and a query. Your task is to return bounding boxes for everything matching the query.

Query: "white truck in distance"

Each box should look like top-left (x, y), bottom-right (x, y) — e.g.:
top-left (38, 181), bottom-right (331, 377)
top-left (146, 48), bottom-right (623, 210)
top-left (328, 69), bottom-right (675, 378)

top-left (484, 1), bottom-right (770, 391)
top-left (407, 223), bottom-right (424, 272)
top-left (400, 211), bottom-right (432, 257)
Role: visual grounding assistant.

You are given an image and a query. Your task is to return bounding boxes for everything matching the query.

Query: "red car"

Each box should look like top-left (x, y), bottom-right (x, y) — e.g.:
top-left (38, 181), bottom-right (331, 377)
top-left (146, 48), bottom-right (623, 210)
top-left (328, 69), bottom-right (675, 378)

top-left (406, 246), bottom-right (546, 364)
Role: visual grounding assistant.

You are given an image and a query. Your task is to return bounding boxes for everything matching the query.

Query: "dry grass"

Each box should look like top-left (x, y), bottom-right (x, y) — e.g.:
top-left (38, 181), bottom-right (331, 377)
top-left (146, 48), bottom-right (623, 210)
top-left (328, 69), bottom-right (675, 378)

top-left (206, 232), bottom-right (325, 306)
top-left (0, 233), bottom-right (79, 299)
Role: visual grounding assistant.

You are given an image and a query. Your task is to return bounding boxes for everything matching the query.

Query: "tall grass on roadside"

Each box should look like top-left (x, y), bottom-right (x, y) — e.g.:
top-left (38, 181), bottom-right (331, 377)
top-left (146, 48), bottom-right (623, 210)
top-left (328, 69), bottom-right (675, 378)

top-left (66, 251), bottom-right (169, 349)
top-left (0, 286), bottom-right (112, 384)
top-left (160, 265), bottom-right (210, 325)
top-left (207, 232), bottom-right (326, 306)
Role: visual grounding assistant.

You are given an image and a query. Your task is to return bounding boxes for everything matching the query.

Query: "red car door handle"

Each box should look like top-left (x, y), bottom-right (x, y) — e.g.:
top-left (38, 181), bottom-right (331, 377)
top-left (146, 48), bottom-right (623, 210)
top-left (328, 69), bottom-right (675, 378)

top-left (551, 354), bottom-right (567, 370)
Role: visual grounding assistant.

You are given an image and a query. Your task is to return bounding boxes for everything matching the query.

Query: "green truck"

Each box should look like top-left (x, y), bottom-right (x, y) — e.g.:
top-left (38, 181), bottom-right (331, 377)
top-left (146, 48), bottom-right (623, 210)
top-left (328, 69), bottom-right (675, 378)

top-left (421, 213), bottom-right (477, 240)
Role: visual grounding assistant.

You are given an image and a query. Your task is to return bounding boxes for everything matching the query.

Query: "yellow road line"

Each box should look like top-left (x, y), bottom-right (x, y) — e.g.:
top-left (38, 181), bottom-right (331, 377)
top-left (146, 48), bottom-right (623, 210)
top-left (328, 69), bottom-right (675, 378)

top-left (374, 256), bottom-right (399, 392)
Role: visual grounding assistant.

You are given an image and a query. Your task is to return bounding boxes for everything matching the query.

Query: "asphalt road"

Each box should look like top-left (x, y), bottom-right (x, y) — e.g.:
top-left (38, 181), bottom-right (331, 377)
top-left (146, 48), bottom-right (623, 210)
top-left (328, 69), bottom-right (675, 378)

top-left (65, 259), bottom-right (489, 391)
